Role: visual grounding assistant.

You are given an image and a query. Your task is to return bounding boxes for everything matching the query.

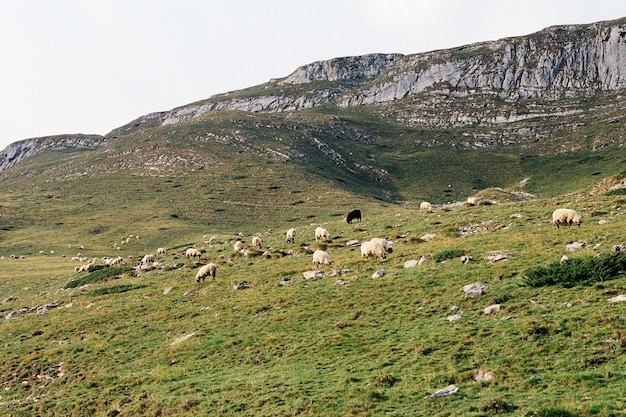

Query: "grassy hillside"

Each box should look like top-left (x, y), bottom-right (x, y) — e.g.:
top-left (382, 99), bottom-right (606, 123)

top-left (1, 166), bottom-right (625, 415)
top-left (1, 85), bottom-right (626, 415)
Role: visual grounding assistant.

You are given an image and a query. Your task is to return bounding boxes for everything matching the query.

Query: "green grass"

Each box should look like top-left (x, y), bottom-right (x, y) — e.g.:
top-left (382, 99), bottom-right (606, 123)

top-left (1, 93), bottom-right (626, 415)
top-left (1, 179), bottom-right (626, 416)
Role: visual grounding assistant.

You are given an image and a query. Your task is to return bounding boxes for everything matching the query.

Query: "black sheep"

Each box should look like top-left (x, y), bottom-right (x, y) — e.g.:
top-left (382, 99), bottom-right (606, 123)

top-left (346, 209), bottom-right (362, 224)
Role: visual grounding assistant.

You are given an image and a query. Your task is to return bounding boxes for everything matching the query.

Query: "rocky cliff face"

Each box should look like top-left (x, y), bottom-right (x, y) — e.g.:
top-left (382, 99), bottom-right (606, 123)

top-left (121, 17), bottom-right (626, 132)
top-left (3, 17), bottom-right (626, 171)
top-left (0, 135), bottom-right (108, 171)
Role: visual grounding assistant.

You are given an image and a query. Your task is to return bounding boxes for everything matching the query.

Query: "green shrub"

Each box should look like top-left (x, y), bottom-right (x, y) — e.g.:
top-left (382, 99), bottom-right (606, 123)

top-left (521, 252), bottom-right (626, 288)
top-left (65, 266), bottom-right (134, 289)
top-left (605, 188), bottom-right (626, 196)
top-left (434, 248), bottom-right (465, 262)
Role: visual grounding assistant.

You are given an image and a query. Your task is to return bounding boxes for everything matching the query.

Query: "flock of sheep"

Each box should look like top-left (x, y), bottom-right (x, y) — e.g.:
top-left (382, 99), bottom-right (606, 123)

top-left (65, 201), bottom-right (583, 286)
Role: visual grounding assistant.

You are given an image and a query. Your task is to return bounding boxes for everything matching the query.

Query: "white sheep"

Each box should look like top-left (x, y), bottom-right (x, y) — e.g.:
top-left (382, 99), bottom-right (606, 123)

top-left (466, 197), bottom-right (479, 206)
top-left (369, 237), bottom-right (393, 253)
top-left (109, 256), bottom-right (123, 266)
top-left (141, 254), bottom-right (155, 265)
top-left (552, 208), bottom-right (582, 228)
top-left (195, 263), bottom-right (217, 282)
top-left (186, 248), bottom-right (202, 259)
top-left (361, 241), bottom-right (387, 260)
top-left (234, 240), bottom-right (244, 253)
top-left (420, 201), bottom-right (433, 212)
top-left (315, 227), bottom-right (331, 242)
top-left (312, 250), bottom-right (332, 268)
top-left (252, 236), bottom-right (262, 249)
top-left (156, 247), bottom-right (167, 256)
top-left (286, 228), bottom-right (296, 244)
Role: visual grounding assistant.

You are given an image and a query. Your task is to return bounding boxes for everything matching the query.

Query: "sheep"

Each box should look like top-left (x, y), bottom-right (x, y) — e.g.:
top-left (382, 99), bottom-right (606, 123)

top-left (156, 247), bottom-right (167, 256)
top-left (185, 248), bottom-right (202, 259)
top-left (369, 237), bottom-right (393, 253)
top-left (466, 197), bottom-right (479, 206)
top-left (234, 240), bottom-right (244, 253)
top-left (361, 241), bottom-right (387, 260)
top-left (195, 263), bottom-right (217, 282)
top-left (346, 209), bottom-right (362, 224)
top-left (286, 228), bottom-right (296, 244)
top-left (312, 250), bottom-right (332, 268)
top-left (315, 227), bottom-right (331, 242)
top-left (141, 254), bottom-right (155, 265)
top-left (420, 201), bottom-right (433, 212)
top-left (252, 236), bottom-right (262, 249)
top-left (552, 208), bottom-right (582, 228)
top-left (109, 256), bottom-right (123, 266)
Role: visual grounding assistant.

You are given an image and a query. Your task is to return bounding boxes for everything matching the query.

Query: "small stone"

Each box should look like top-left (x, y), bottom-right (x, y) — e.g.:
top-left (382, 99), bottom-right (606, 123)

top-left (163, 287), bottom-right (172, 295)
top-left (484, 304), bottom-right (501, 315)
top-left (404, 259), bottom-right (418, 268)
top-left (608, 294), bottom-right (626, 303)
top-left (447, 314), bottom-right (463, 322)
top-left (372, 270), bottom-right (386, 279)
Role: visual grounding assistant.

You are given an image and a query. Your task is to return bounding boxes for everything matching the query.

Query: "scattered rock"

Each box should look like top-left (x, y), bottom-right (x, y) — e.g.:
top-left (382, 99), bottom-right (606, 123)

top-left (345, 240), bottom-right (360, 246)
top-left (334, 280), bottom-right (348, 285)
top-left (183, 290), bottom-right (195, 297)
top-left (418, 256), bottom-right (429, 265)
top-left (170, 333), bottom-right (196, 346)
top-left (420, 233), bottom-right (437, 242)
top-left (163, 287), bottom-right (172, 295)
top-left (424, 384), bottom-right (459, 398)
top-left (463, 283), bottom-right (488, 298)
top-left (560, 255), bottom-right (569, 263)
top-left (279, 278), bottom-right (293, 286)
top-left (484, 251), bottom-right (514, 263)
top-left (447, 314), bottom-right (463, 322)
top-left (2, 296), bottom-right (18, 305)
top-left (598, 219), bottom-right (607, 225)
top-left (460, 255), bottom-right (473, 264)
top-left (372, 270), bottom-right (386, 279)
top-left (303, 270), bottom-right (324, 280)
top-left (565, 241), bottom-right (585, 252)
top-left (484, 304), bottom-right (501, 315)
top-left (472, 370), bottom-right (495, 383)
top-left (608, 294), bottom-right (626, 303)
top-left (404, 259), bottom-right (418, 268)
top-left (233, 282), bottom-right (249, 290)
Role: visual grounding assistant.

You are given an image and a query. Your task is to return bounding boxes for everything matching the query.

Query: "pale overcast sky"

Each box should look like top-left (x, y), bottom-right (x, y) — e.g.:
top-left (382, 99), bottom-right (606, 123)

top-left (1, 0), bottom-right (625, 150)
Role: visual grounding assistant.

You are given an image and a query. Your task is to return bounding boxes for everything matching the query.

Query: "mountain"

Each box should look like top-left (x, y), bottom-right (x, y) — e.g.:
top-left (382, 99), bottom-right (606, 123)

top-left (1, 16), bottom-right (626, 203)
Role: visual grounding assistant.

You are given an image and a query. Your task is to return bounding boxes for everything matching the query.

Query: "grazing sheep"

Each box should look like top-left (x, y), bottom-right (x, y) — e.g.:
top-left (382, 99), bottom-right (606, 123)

top-left (552, 208), bottom-right (582, 228)
top-left (252, 236), bottom-right (262, 249)
top-left (346, 209), bottom-right (362, 224)
top-left (361, 241), bottom-right (387, 261)
top-left (141, 254), bottom-right (155, 265)
top-left (234, 240), bottom-right (244, 253)
top-left (466, 197), bottom-right (479, 206)
top-left (186, 248), bottom-right (202, 259)
top-left (109, 256), bottom-right (123, 266)
top-left (420, 201), bottom-right (433, 212)
top-left (370, 237), bottom-right (393, 253)
top-left (195, 263), bottom-right (217, 282)
top-left (312, 250), bottom-right (332, 268)
top-left (286, 228), bottom-right (296, 244)
top-left (156, 247), bottom-right (167, 256)
top-left (315, 227), bottom-right (331, 242)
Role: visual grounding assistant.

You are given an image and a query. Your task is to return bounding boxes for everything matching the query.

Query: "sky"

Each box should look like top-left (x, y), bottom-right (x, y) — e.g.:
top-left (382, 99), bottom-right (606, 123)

top-left (1, 0), bottom-right (626, 151)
